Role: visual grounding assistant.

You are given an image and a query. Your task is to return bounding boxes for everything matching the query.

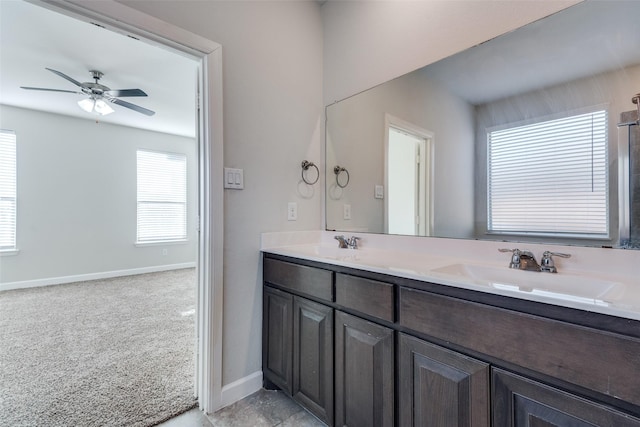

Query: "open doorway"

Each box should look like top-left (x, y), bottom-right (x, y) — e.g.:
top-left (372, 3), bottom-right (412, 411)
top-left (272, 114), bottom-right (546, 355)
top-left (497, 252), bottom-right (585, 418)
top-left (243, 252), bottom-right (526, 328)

top-left (384, 114), bottom-right (434, 236)
top-left (0, 0), bottom-right (223, 422)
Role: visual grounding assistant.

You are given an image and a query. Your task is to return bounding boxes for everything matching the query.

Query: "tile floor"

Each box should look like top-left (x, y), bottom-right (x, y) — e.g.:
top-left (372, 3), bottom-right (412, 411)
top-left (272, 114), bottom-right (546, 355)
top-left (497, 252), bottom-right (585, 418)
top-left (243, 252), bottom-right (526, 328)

top-left (157, 388), bottom-right (326, 427)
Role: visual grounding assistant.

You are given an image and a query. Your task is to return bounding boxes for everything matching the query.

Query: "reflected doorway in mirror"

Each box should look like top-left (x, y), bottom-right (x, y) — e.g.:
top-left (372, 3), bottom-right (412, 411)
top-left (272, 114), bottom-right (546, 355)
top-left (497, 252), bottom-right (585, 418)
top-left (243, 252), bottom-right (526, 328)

top-left (384, 114), bottom-right (434, 236)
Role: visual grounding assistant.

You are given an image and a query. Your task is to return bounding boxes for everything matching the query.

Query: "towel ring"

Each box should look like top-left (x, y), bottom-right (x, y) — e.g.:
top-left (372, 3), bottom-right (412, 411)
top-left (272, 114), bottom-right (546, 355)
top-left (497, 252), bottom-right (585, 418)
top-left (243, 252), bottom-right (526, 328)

top-left (301, 160), bottom-right (319, 185)
top-left (334, 165), bottom-right (350, 188)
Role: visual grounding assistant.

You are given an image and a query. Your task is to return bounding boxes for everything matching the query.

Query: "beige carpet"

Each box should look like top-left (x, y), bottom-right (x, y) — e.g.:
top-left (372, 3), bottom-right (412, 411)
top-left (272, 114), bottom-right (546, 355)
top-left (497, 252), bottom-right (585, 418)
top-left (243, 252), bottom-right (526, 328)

top-left (0, 268), bottom-right (197, 427)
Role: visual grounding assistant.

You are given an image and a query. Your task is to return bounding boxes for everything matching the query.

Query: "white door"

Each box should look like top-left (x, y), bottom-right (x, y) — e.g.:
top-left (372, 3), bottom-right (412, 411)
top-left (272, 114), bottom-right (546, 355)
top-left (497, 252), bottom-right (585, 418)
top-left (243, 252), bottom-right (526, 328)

top-left (385, 118), bottom-right (433, 236)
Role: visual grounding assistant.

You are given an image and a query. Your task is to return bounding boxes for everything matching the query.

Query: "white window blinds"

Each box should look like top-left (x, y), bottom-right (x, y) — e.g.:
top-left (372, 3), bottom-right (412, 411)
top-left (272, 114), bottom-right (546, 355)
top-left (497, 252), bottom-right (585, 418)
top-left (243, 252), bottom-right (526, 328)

top-left (487, 110), bottom-right (608, 237)
top-left (137, 150), bottom-right (187, 243)
top-left (0, 130), bottom-right (17, 250)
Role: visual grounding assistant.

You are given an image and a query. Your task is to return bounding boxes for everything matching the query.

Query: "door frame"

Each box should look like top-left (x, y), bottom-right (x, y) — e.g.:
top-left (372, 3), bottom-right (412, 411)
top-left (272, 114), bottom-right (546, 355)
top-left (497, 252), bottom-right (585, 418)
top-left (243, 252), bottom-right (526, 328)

top-left (33, 0), bottom-right (224, 413)
top-left (384, 113), bottom-right (434, 236)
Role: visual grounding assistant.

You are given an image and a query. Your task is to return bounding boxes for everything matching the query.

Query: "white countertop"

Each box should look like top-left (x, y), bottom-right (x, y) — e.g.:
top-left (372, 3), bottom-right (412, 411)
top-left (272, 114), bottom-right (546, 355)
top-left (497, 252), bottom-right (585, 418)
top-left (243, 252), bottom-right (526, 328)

top-left (261, 231), bottom-right (640, 321)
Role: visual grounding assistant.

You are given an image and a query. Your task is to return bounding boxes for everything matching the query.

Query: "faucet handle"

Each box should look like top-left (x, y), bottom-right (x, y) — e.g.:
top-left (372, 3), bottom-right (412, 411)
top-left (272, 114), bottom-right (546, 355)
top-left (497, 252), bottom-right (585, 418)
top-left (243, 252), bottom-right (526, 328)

top-left (499, 248), bottom-right (521, 268)
top-left (334, 235), bottom-right (348, 248)
top-left (347, 236), bottom-right (360, 249)
top-left (540, 251), bottom-right (571, 273)
top-left (542, 251), bottom-right (571, 258)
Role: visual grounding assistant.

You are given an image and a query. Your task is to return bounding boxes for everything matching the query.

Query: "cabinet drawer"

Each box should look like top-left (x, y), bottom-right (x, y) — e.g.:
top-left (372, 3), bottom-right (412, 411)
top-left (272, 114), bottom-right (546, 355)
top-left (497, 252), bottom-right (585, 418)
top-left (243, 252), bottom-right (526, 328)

top-left (336, 273), bottom-right (394, 322)
top-left (264, 258), bottom-right (332, 301)
top-left (399, 286), bottom-right (640, 408)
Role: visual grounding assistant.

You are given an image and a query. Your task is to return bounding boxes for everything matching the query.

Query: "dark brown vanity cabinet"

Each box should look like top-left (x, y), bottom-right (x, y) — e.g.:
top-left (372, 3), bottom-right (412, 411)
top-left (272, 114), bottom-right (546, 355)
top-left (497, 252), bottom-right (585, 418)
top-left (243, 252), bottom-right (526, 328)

top-left (263, 258), bottom-right (334, 425)
top-left (398, 333), bottom-right (490, 427)
top-left (262, 254), bottom-right (640, 427)
top-left (334, 311), bottom-right (394, 427)
top-left (263, 287), bottom-right (334, 424)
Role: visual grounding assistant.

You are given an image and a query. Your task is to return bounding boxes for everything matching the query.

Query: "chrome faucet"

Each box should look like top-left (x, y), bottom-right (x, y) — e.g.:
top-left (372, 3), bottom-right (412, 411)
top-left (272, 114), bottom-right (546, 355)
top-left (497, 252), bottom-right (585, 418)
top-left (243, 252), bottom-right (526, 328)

top-left (499, 248), bottom-right (571, 273)
top-left (334, 235), bottom-right (360, 249)
top-left (540, 251), bottom-right (571, 273)
top-left (499, 248), bottom-right (541, 272)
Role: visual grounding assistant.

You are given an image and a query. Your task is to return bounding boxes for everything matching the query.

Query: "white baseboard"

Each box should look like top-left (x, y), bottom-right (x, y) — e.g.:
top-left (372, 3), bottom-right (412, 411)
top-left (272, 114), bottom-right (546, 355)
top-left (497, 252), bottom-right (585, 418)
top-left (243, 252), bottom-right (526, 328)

top-left (219, 371), bottom-right (263, 409)
top-left (0, 262), bottom-right (196, 291)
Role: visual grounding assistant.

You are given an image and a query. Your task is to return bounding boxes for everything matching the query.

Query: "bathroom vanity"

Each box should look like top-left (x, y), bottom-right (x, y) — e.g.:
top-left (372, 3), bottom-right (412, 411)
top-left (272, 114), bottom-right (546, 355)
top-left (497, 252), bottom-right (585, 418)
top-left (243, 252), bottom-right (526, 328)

top-left (261, 234), bottom-right (640, 427)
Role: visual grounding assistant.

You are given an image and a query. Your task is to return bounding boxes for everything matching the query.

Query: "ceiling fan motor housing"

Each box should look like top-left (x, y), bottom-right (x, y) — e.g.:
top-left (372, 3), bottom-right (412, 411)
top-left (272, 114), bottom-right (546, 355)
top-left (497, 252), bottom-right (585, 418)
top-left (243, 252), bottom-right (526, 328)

top-left (83, 70), bottom-right (110, 96)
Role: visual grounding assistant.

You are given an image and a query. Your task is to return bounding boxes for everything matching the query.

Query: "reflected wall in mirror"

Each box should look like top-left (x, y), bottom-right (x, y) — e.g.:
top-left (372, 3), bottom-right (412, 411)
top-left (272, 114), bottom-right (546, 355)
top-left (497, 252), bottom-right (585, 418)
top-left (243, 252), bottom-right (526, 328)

top-left (325, 1), bottom-right (640, 248)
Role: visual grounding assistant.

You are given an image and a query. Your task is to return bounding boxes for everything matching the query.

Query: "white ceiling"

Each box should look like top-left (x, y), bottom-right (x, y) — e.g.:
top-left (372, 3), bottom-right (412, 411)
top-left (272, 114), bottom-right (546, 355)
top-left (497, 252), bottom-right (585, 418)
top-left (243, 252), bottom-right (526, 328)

top-left (0, 1), bottom-right (198, 138)
top-left (423, 1), bottom-right (640, 105)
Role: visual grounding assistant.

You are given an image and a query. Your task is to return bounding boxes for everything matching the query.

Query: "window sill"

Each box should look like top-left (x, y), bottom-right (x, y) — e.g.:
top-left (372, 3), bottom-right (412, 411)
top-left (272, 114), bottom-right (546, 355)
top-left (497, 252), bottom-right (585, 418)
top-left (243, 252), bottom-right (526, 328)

top-left (0, 249), bottom-right (20, 256)
top-left (485, 231), bottom-right (610, 240)
top-left (135, 240), bottom-right (188, 247)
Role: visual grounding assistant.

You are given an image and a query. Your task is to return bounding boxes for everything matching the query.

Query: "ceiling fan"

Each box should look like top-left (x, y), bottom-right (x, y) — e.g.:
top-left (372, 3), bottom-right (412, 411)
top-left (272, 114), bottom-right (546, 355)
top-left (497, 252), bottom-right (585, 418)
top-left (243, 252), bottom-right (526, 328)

top-left (21, 68), bottom-right (155, 116)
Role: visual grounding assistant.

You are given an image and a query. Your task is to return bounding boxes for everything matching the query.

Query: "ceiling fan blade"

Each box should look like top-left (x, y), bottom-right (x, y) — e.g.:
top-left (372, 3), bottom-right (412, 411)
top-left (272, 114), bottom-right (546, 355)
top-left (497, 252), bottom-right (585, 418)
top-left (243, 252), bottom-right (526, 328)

top-left (104, 89), bottom-right (148, 97)
top-left (111, 98), bottom-right (155, 116)
top-left (20, 86), bottom-right (82, 94)
top-left (45, 68), bottom-right (83, 88)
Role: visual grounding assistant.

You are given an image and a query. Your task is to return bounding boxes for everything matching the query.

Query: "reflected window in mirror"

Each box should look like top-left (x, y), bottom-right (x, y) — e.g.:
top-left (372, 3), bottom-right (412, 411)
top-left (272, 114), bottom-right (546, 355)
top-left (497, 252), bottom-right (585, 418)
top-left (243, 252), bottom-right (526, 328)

top-left (486, 108), bottom-right (608, 239)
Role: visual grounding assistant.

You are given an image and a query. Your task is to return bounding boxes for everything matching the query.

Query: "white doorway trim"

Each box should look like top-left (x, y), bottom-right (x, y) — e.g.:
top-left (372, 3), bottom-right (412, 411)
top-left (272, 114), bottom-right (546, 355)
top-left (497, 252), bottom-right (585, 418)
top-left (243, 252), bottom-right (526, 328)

top-left (33, 0), bottom-right (224, 413)
top-left (384, 113), bottom-right (434, 236)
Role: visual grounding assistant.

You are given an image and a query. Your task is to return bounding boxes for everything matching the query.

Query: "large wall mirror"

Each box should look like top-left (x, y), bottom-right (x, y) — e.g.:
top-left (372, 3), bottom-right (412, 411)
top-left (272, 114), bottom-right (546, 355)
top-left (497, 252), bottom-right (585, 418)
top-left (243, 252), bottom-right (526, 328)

top-left (326, 1), bottom-right (640, 249)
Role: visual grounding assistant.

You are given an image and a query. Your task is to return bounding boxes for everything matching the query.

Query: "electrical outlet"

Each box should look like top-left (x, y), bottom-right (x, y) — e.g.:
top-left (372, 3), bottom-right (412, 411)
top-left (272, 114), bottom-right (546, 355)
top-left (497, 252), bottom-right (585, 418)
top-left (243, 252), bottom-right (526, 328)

top-left (287, 202), bottom-right (297, 221)
top-left (162, 248), bottom-right (168, 256)
top-left (343, 204), bottom-right (351, 220)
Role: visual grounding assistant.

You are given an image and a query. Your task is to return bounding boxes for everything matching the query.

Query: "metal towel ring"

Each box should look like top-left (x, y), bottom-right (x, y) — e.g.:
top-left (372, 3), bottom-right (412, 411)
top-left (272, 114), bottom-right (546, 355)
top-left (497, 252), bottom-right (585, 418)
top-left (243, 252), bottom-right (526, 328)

top-left (334, 165), bottom-right (350, 188)
top-left (301, 160), bottom-right (319, 185)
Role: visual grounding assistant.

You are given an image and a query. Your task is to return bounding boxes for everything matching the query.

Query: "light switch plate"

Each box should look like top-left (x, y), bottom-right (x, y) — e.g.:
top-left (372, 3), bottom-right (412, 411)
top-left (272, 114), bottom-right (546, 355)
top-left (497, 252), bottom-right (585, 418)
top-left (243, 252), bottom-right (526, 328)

top-left (224, 167), bottom-right (244, 189)
top-left (374, 185), bottom-right (384, 199)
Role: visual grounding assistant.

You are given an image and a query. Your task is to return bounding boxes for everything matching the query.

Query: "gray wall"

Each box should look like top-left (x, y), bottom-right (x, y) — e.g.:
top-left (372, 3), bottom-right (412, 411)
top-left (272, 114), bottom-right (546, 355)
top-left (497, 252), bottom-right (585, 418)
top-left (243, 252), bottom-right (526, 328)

top-left (119, 0), bottom-right (579, 392)
top-left (119, 0), bottom-right (325, 387)
top-left (0, 105), bottom-right (197, 284)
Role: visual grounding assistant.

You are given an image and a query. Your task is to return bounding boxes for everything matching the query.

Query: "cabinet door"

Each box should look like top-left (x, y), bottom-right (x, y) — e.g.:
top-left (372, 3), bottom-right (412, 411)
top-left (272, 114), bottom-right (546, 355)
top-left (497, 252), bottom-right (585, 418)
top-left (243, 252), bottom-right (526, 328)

top-left (335, 311), bottom-right (394, 427)
top-left (262, 286), bottom-right (293, 394)
top-left (398, 333), bottom-right (490, 427)
top-left (493, 368), bottom-right (640, 427)
top-left (293, 297), bottom-right (334, 425)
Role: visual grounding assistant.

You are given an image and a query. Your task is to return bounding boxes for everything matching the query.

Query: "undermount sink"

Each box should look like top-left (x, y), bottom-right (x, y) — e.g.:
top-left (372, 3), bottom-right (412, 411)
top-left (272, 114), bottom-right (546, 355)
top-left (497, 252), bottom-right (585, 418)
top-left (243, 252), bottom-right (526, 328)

top-left (431, 263), bottom-right (624, 303)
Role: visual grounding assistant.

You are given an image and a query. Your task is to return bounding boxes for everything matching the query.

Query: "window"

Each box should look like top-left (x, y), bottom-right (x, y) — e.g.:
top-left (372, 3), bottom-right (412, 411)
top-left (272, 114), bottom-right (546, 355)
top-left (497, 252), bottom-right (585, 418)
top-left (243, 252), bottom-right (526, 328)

top-left (137, 150), bottom-right (187, 243)
top-left (487, 109), bottom-right (608, 238)
top-left (0, 130), bottom-right (17, 251)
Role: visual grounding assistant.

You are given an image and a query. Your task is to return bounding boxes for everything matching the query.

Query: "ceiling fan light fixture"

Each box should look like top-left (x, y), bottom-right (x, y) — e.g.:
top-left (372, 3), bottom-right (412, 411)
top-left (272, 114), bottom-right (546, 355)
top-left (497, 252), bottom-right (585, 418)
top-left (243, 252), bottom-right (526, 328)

top-left (94, 98), bottom-right (114, 115)
top-left (78, 97), bottom-right (114, 116)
